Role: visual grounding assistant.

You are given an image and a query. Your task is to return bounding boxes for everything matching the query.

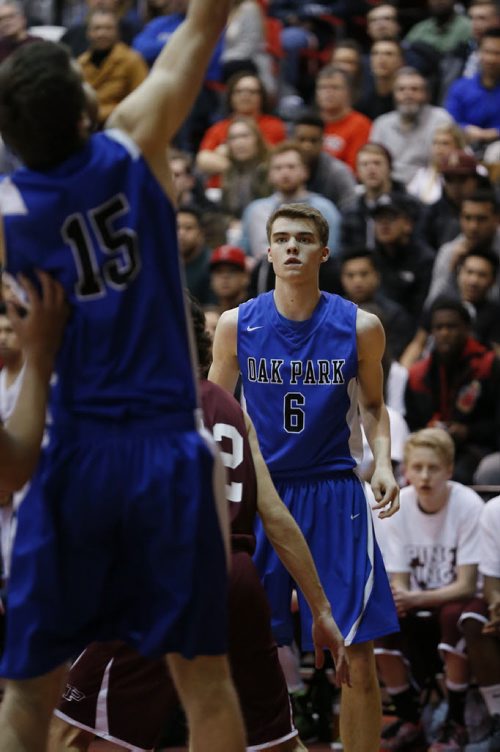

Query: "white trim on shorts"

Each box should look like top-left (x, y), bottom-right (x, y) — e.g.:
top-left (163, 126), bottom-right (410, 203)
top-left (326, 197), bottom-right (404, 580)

top-left (53, 709), bottom-right (152, 752)
top-left (344, 485), bottom-right (375, 646)
top-left (247, 729), bottom-right (298, 751)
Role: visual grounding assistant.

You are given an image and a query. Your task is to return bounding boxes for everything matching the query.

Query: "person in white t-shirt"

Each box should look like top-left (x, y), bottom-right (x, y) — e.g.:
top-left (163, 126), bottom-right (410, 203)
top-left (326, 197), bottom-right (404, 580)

top-left (459, 495), bottom-right (500, 751)
top-left (375, 428), bottom-right (485, 752)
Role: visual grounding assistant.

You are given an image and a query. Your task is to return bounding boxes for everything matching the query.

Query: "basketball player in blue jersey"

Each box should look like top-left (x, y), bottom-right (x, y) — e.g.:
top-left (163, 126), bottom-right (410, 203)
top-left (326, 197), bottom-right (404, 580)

top-left (0, 273), bottom-right (67, 490)
top-left (0, 2), bottom-right (247, 751)
top-left (210, 203), bottom-right (401, 752)
top-left (49, 298), bottom-right (350, 752)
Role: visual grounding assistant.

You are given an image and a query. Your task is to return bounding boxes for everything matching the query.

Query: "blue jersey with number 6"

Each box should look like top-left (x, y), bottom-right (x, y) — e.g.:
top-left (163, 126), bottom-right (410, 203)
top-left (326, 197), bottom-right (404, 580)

top-left (237, 291), bottom-right (362, 480)
top-left (0, 131), bottom-right (197, 422)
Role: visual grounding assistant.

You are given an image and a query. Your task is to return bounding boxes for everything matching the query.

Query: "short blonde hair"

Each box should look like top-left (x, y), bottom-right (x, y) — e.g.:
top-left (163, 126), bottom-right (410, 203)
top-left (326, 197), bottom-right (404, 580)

top-left (403, 428), bottom-right (455, 467)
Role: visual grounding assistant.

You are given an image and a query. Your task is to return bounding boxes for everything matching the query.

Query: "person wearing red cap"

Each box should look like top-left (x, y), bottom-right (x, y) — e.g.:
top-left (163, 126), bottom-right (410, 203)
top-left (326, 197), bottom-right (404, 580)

top-left (210, 244), bottom-right (250, 313)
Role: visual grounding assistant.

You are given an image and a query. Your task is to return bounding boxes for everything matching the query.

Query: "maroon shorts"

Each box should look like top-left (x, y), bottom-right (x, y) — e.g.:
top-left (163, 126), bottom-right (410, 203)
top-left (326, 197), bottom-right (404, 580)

top-left (374, 598), bottom-right (487, 687)
top-left (56, 551), bottom-right (296, 751)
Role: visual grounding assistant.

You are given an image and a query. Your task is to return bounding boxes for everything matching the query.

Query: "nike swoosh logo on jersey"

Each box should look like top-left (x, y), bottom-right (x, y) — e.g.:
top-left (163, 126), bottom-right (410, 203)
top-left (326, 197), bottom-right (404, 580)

top-left (247, 325), bottom-right (263, 331)
top-left (351, 513), bottom-right (360, 520)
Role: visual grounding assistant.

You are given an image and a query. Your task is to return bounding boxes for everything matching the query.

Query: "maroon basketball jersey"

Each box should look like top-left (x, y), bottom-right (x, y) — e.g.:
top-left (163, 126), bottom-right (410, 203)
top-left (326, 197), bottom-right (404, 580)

top-left (200, 380), bottom-right (257, 554)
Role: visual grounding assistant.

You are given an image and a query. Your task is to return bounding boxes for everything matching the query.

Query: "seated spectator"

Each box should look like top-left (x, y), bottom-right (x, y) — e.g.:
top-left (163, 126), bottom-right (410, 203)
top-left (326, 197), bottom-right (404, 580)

top-left (196, 71), bottom-right (286, 182)
top-left (219, 116), bottom-right (271, 219)
top-left (370, 193), bottom-right (434, 327)
top-left (357, 38), bottom-right (405, 121)
top-left (365, 2), bottom-right (400, 48)
top-left (405, 298), bottom-right (500, 484)
top-left (404, 0), bottom-right (471, 57)
top-left (424, 149), bottom-right (489, 253)
top-left (331, 38), bottom-right (367, 107)
top-left (341, 142), bottom-right (420, 251)
top-left (60, 0), bottom-right (141, 58)
top-left (314, 64), bottom-right (372, 171)
top-left (370, 67), bottom-right (453, 184)
top-left (221, 0), bottom-right (275, 97)
top-left (401, 249), bottom-right (500, 367)
top-left (291, 111), bottom-right (357, 212)
top-left (426, 190), bottom-right (500, 306)
top-left (463, 0), bottom-right (500, 79)
top-left (77, 9), bottom-right (147, 127)
top-left (375, 427), bottom-right (484, 752)
top-left (209, 244), bottom-right (249, 313)
top-left (461, 494), bottom-right (500, 750)
top-left (133, 0), bottom-right (224, 152)
top-left (408, 123), bottom-right (467, 206)
top-left (168, 148), bottom-right (218, 210)
top-left (340, 249), bottom-right (414, 360)
top-left (239, 140), bottom-right (341, 258)
top-left (0, 0), bottom-right (40, 63)
top-left (445, 28), bottom-right (500, 157)
top-left (177, 206), bottom-right (215, 306)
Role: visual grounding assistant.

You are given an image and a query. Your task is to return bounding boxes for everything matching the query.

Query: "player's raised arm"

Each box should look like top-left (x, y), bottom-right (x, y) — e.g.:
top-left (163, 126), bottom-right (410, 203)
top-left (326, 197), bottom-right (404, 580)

top-left (0, 273), bottom-right (68, 490)
top-left (244, 411), bottom-right (350, 686)
top-left (208, 307), bottom-right (241, 394)
top-left (108, 0), bottom-right (232, 161)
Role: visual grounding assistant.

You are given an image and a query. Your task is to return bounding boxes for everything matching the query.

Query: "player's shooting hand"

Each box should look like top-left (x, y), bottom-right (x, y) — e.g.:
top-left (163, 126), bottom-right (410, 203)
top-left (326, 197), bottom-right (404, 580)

top-left (311, 610), bottom-right (351, 687)
top-left (7, 271), bottom-right (69, 376)
top-left (371, 465), bottom-right (400, 519)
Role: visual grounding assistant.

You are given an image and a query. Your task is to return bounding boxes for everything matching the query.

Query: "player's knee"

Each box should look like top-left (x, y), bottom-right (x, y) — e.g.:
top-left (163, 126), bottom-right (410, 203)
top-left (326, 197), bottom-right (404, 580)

top-left (346, 643), bottom-right (378, 692)
top-left (168, 654), bottom-right (236, 718)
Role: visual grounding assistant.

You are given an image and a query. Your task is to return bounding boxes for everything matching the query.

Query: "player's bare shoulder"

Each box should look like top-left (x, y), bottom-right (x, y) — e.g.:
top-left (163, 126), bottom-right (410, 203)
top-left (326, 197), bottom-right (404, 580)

top-left (356, 307), bottom-right (385, 360)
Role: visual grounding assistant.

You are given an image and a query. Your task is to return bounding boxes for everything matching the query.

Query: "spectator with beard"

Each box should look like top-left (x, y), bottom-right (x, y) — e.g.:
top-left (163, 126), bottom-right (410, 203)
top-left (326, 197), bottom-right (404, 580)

top-left (370, 67), bottom-right (453, 184)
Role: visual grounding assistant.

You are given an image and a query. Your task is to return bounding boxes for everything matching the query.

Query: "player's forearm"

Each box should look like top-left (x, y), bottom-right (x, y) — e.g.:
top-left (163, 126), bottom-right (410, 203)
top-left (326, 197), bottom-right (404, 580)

top-left (0, 356), bottom-right (51, 489)
top-left (484, 576), bottom-right (500, 608)
top-left (262, 506), bottom-right (332, 619)
top-left (361, 402), bottom-right (392, 469)
top-left (412, 578), bottom-right (477, 608)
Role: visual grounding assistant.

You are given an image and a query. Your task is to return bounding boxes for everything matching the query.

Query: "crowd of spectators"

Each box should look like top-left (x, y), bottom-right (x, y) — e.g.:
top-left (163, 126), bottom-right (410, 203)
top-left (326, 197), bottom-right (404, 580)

top-left (1, 1), bottom-right (500, 750)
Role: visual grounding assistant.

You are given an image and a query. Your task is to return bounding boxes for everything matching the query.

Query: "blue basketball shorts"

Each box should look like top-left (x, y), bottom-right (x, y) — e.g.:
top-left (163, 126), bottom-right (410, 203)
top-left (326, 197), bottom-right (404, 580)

top-left (254, 472), bottom-right (399, 650)
top-left (0, 414), bottom-right (230, 680)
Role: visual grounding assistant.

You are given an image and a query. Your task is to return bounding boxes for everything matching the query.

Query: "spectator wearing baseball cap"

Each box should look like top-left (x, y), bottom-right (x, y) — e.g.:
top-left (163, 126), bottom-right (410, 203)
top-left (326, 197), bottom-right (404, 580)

top-left (370, 192), bottom-right (435, 331)
top-left (209, 245), bottom-right (249, 313)
top-left (423, 148), bottom-right (490, 252)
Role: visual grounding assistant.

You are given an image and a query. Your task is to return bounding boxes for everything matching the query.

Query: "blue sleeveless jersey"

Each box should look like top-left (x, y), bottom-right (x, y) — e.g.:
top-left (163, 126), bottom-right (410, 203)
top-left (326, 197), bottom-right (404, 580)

top-left (0, 131), bottom-right (197, 422)
top-left (237, 291), bottom-right (362, 480)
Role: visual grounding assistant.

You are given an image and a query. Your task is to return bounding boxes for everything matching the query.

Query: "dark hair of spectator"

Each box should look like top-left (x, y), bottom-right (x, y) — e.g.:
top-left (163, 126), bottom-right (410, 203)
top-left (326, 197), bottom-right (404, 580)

top-left (340, 248), bottom-right (379, 270)
top-left (480, 27), bottom-right (500, 44)
top-left (188, 293), bottom-right (212, 378)
top-left (293, 111), bottom-right (325, 131)
top-left (462, 190), bottom-right (499, 212)
top-left (459, 248), bottom-right (500, 275)
top-left (430, 297), bottom-right (472, 325)
top-left (226, 71), bottom-right (270, 115)
top-left (177, 204), bottom-right (204, 225)
top-left (0, 302), bottom-right (7, 316)
top-left (0, 42), bottom-right (87, 170)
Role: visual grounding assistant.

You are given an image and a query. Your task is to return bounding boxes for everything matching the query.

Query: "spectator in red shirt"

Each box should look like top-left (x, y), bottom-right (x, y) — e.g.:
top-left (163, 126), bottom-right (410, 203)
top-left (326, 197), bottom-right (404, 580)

top-left (314, 64), bottom-right (372, 172)
top-left (196, 70), bottom-right (286, 182)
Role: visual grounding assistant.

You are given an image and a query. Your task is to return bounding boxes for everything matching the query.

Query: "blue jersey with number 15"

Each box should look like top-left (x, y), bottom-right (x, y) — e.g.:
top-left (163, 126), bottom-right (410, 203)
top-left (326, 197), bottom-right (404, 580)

top-left (0, 131), bottom-right (197, 422)
top-left (237, 291), bottom-right (362, 480)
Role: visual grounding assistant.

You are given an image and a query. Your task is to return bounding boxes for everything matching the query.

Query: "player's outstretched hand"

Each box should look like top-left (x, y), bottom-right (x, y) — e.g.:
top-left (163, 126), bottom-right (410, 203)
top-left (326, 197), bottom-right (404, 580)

top-left (6, 271), bottom-right (69, 375)
top-left (371, 465), bottom-right (400, 519)
top-left (311, 610), bottom-right (351, 687)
